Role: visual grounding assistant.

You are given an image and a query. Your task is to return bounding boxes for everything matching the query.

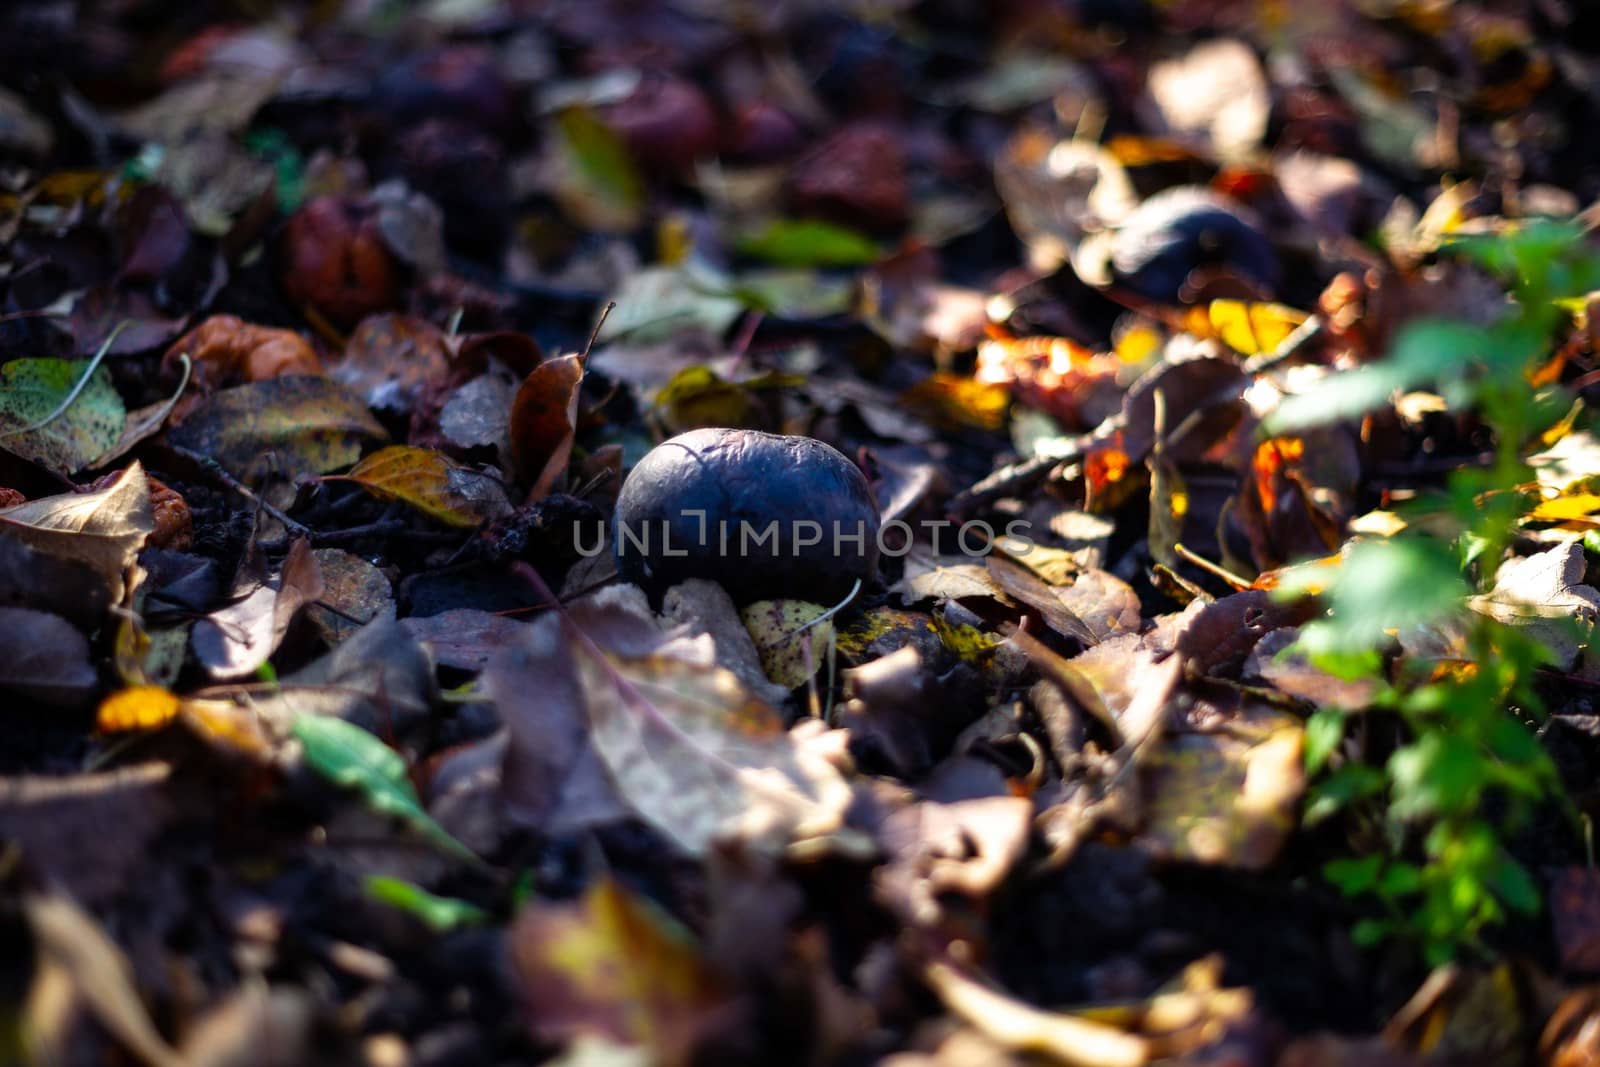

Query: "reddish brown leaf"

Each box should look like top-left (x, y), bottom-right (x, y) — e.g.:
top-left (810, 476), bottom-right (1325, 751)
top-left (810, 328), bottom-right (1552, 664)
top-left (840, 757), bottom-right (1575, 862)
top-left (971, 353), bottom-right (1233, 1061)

top-left (509, 353), bottom-right (583, 498)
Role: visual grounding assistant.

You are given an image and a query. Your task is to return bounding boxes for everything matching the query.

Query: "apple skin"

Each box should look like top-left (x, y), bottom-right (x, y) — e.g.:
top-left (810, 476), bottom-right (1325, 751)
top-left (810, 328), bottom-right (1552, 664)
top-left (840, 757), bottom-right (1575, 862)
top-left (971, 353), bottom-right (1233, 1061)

top-left (613, 428), bottom-right (880, 603)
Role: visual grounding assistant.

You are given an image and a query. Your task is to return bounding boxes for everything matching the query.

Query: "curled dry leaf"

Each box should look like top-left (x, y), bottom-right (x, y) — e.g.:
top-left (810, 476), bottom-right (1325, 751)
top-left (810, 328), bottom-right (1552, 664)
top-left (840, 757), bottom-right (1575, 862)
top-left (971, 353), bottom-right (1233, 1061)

top-left (0, 461), bottom-right (154, 602)
top-left (1468, 542), bottom-right (1600, 666)
top-left (23, 889), bottom-right (187, 1067)
top-left (165, 314), bottom-right (323, 394)
top-left (191, 537), bottom-right (325, 680)
top-left (922, 955), bottom-right (1149, 1067)
top-left (509, 353), bottom-right (583, 498)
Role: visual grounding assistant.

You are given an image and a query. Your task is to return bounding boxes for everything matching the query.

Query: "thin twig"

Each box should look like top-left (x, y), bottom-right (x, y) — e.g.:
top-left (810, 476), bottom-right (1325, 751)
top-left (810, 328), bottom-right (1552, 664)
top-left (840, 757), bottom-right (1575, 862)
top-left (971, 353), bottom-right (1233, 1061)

top-left (169, 444), bottom-right (312, 538)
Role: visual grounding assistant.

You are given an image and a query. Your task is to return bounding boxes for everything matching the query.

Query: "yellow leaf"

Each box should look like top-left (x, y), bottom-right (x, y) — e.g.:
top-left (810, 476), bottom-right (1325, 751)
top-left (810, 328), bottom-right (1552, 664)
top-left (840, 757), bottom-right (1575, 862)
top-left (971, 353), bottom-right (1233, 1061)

top-left (343, 445), bottom-right (512, 528)
top-left (740, 600), bottom-right (833, 689)
top-left (1186, 300), bottom-right (1307, 355)
top-left (901, 373), bottom-right (1010, 431)
top-left (97, 686), bottom-right (181, 733)
top-left (1528, 493), bottom-right (1600, 524)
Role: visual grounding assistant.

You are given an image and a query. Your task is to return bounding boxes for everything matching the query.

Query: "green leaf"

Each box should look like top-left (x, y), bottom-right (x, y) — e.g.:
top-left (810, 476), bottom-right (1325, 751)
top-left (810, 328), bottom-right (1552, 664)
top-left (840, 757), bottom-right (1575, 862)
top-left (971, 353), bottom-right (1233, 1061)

top-left (1281, 537), bottom-right (1468, 660)
top-left (1388, 732), bottom-right (1485, 819)
top-left (1324, 855), bottom-right (1382, 894)
top-left (1263, 320), bottom-right (1477, 435)
top-left (363, 875), bottom-right (488, 931)
top-left (1304, 709), bottom-right (1346, 774)
top-left (0, 358), bottom-right (125, 476)
top-left (1486, 856), bottom-right (1541, 915)
top-left (555, 106), bottom-right (644, 233)
top-left (736, 218), bottom-right (880, 268)
top-left (292, 714), bottom-right (476, 861)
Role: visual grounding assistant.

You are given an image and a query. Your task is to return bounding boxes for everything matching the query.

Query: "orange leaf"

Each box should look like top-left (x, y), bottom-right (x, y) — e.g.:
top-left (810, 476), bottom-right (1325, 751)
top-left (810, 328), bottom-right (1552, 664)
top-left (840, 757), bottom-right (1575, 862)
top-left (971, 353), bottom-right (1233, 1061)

top-left (509, 354), bottom-right (584, 499)
top-left (97, 686), bottom-right (181, 733)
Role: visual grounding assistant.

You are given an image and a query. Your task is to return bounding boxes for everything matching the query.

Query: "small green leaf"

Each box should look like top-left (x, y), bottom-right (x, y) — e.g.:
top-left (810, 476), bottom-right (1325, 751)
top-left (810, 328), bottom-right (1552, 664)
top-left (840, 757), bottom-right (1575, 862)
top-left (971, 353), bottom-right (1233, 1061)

top-left (363, 875), bottom-right (488, 931)
top-left (1324, 855), bottom-right (1382, 894)
top-left (292, 714), bottom-right (476, 861)
top-left (736, 218), bottom-right (880, 268)
top-left (1304, 709), bottom-right (1346, 775)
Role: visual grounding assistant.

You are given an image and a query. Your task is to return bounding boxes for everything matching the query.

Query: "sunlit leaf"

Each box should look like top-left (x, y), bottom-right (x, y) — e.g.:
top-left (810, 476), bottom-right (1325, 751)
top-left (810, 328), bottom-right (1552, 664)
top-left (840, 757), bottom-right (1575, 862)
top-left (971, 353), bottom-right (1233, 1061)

top-left (342, 445), bottom-right (512, 528)
top-left (97, 685), bottom-right (181, 733)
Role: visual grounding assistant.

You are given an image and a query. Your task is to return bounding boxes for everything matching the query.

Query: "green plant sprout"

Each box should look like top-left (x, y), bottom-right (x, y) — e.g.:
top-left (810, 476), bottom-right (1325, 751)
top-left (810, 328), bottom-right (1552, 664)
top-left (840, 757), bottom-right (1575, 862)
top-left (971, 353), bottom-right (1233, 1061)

top-left (1267, 219), bottom-right (1600, 965)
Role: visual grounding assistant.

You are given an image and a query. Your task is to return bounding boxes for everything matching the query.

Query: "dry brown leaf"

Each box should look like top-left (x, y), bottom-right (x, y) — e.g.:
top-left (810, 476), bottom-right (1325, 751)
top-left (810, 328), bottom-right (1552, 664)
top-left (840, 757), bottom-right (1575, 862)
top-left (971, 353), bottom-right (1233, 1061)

top-left (509, 353), bottom-right (584, 498)
top-left (23, 890), bottom-right (187, 1067)
top-left (0, 461), bottom-right (154, 602)
top-left (1469, 543), bottom-right (1600, 665)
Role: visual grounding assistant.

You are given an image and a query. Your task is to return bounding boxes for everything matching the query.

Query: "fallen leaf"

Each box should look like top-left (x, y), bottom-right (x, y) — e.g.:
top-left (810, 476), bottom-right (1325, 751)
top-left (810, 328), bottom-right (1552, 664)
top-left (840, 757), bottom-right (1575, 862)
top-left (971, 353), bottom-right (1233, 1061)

top-left (922, 955), bottom-right (1148, 1067)
top-left (329, 314), bottom-right (450, 416)
top-left (0, 463), bottom-right (153, 603)
top-left (1146, 38), bottom-right (1270, 160)
top-left (1139, 702), bottom-right (1305, 869)
top-left (507, 874), bottom-right (728, 1064)
top-left (1469, 543), bottom-right (1600, 665)
top-left (97, 685), bottom-right (181, 733)
top-left (23, 889), bottom-right (186, 1067)
top-left (166, 375), bottom-right (389, 483)
top-left (1550, 866), bottom-right (1600, 974)
top-left (192, 537), bottom-right (325, 680)
top-left (740, 599), bottom-right (833, 689)
top-left (306, 548), bottom-right (395, 645)
top-left (0, 765), bottom-right (175, 905)
top-left (549, 105), bottom-right (645, 233)
top-left (497, 586), bottom-right (853, 856)
top-left (0, 606), bottom-right (96, 708)
top-left (0, 357), bottom-right (125, 476)
top-left (363, 875), bottom-right (488, 932)
top-left (510, 354), bottom-right (584, 496)
top-left (342, 445), bottom-right (513, 528)
top-left (292, 712), bottom-right (475, 860)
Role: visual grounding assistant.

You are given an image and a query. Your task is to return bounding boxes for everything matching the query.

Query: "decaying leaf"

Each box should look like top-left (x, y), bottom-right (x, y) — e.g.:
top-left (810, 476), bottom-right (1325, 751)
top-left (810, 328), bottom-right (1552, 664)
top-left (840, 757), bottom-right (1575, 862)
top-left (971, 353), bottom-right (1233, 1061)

top-left (740, 599), bottom-right (833, 689)
top-left (507, 874), bottom-right (727, 1064)
top-left (342, 445), bottom-right (513, 528)
top-left (166, 375), bottom-right (388, 483)
top-left (0, 356), bottom-right (125, 475)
